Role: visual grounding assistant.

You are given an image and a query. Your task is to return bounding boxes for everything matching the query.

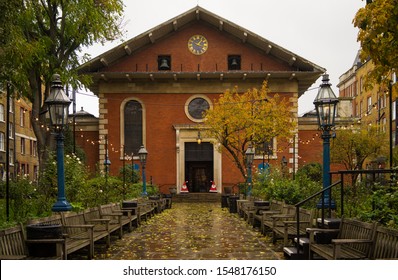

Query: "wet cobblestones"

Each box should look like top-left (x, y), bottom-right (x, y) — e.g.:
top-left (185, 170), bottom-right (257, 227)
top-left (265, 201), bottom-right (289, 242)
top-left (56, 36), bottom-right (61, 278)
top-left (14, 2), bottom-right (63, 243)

top-left (93, 202), bottom-right (284, 260)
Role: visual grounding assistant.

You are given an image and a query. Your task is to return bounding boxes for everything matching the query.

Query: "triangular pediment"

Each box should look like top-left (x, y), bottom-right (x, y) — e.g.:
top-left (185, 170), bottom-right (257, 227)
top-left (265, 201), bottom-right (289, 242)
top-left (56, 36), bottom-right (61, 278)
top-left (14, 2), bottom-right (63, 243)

top-left (79, 6), bottom-right (324, 96)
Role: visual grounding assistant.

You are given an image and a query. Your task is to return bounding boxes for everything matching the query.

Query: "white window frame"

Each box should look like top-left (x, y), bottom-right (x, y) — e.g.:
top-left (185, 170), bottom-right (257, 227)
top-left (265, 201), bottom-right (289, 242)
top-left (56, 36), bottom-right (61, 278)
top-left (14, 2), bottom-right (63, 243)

top-left (0, 104), bottom-right (4, 122)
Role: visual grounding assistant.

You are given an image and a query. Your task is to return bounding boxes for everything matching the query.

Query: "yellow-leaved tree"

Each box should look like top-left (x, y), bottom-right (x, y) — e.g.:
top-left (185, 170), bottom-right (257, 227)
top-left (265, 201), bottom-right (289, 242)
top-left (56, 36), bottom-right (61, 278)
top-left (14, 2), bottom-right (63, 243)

top-left (354, 0), bottom-right (398, 87)
top-left (202, 81), bottom-right (296, 180)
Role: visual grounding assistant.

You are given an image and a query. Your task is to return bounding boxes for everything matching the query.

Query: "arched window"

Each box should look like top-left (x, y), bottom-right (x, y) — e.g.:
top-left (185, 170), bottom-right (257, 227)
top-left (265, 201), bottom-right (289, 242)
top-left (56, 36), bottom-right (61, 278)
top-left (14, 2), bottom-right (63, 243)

top-left (124, 100), bottom-right (143, 155)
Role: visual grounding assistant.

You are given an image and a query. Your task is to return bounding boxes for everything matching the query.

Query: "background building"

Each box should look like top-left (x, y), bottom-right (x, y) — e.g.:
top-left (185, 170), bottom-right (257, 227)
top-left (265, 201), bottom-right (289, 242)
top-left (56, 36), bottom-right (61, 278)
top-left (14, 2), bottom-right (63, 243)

top-left (0, 94), bottom-right (39, 182)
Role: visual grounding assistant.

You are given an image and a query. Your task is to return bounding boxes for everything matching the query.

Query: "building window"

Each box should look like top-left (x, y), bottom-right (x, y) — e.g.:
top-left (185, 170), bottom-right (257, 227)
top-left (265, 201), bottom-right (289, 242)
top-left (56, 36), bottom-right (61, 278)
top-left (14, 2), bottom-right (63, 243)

top-left (20, 108), bottom-right (25, 126)
top-left (0, 132), bottom-right (4, 151)
top-left (0, 104), bottom-right (4, 122)
top-left (185, 95), bottom-right (211, 122)
top-left (8, 97), bottom-right (13, 113)
top-left (158, 55), bottom-right (171, 71)
top-left (8, 122), bottom-right (13, 139)
top-left (255, 139), bottom-right (275, 159)
top-left (21, 138), bottom-right (25, 155)
top-left (228, 55), bottom-right (241, 70)
top-left (9, 149), bottom-right (13, 165)
top-left (124, 100), bottom-right (143, 155)
top-left (32, 141), bottom-right (37, 156)
top-left (34, 165), bottom-right (38, 181)
top-left (367, 96), bottom-right (372, 113)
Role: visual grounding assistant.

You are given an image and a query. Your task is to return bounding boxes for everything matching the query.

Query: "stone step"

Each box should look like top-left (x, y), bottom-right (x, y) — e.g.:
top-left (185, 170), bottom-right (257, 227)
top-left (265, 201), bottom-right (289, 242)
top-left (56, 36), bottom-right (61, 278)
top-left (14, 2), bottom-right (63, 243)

top-left (283, 246), bottom-right (306, 260)
top-left (172, 193), bottom-right (221, 203)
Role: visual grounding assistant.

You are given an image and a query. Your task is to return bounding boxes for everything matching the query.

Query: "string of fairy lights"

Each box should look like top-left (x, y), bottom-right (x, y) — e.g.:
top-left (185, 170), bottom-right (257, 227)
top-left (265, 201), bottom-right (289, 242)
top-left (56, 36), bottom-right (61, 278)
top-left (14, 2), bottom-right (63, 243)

top-left (22, 85), bottom-right (389, 160)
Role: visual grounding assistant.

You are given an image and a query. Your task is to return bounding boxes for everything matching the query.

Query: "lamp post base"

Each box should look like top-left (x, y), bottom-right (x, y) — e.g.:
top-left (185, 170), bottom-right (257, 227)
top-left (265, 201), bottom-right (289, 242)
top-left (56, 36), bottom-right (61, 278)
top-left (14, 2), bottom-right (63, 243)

top-left (52, 200), bottom-right (72, 212)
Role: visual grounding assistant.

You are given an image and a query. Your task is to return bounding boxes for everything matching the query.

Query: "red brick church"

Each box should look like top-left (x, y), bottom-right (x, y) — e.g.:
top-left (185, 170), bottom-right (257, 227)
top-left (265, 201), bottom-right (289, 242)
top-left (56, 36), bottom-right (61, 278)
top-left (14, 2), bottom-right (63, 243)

top-left (78, 6), bottom-right (324, 194)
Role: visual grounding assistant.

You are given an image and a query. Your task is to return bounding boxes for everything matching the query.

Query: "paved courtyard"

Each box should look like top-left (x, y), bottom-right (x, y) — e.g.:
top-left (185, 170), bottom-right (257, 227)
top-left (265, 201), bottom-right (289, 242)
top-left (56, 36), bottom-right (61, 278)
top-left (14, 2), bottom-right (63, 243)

top-left (92, 202), bottom-right (284, 260)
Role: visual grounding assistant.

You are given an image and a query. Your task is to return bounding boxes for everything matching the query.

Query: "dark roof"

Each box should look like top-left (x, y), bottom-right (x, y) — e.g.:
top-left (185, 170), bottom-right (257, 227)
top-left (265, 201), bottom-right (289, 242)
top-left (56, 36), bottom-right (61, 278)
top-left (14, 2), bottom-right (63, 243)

top-left (70, 107), bottom-right (95, 118)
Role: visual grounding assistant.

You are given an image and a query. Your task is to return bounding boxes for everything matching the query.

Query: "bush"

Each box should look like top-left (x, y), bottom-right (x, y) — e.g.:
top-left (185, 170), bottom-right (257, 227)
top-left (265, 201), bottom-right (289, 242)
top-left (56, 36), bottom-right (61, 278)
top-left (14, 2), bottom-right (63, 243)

top-left (296, 162), bottom-right (322, 183)
top-left (252, 167), bottom-right (322, 206)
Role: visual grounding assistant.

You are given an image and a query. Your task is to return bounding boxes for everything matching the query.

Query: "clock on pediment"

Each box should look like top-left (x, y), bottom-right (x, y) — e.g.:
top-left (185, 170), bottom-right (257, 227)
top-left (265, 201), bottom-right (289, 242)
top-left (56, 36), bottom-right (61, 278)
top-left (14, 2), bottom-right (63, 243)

top-left (188, 35), bottom-right (208, 55)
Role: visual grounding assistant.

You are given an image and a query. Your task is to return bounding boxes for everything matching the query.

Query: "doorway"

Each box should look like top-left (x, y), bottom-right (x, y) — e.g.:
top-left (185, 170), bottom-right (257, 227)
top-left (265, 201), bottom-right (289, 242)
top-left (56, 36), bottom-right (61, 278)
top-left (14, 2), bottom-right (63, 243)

top-left (185, 142), bottom-right (214, 192)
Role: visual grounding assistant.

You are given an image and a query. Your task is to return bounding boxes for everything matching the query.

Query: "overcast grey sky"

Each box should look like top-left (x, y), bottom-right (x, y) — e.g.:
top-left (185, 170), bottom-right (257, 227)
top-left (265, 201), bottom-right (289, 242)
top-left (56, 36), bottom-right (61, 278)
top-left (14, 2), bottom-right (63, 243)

top-left (76, 0), bottom-right (365, 117)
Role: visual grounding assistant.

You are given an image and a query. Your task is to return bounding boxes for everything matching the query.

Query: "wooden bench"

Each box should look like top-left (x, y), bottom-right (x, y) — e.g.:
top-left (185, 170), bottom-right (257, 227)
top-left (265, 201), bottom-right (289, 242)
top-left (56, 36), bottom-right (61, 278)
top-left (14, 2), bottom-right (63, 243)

top-left (82, 207), bottom-right (121, 241)
top-left (261, 204), bottom-right (296, 234)
top-left (27, 214), bottom-right (94, 260)
top-left (272, 208), bottom-right (315, 246)
top-left (307, 218), bottom-right (377, 260)
top-left (119, 202), bottom-right (142, 226)
top-left (236, 199), bottom-right (249, 218)
top-left (137, 201), bottom-right (156, 221)
top-left (371, 225), bottom-right (398, 259)
top-left (253, 200), bottom-right (284, 230)
top-left (113, 203), bottom-right (139, 228)
top-left (99, 203), bottom-right (136, 233)
top-left (0, 224), bottom-right (65, 260)
top-left (148, 197), bottom-right (167, 213)
top-left (240, 201), bottom-right (255, 223)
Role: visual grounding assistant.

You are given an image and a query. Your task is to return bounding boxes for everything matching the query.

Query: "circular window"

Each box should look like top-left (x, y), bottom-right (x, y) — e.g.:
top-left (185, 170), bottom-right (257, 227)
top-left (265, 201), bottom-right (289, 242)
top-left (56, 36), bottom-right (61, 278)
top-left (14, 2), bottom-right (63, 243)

top-left (186, 96), bottom-right (211, 122)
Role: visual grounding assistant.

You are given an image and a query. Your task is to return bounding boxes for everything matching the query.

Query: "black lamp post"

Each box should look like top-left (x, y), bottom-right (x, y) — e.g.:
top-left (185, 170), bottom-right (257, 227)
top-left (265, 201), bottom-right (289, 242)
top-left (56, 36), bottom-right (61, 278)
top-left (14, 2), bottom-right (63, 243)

top-left (245, 143), bottom-right (255, 197)
top-left (131, 152), bottom-right (134, 183)
top-left (103, 135), bottom-right (111, 190)
top-left (138, 145), bottom-right (148, 196)
top-left (45, 74), bottom-right (72, 212)
top-left (313, 74), bottom-right (339, 209)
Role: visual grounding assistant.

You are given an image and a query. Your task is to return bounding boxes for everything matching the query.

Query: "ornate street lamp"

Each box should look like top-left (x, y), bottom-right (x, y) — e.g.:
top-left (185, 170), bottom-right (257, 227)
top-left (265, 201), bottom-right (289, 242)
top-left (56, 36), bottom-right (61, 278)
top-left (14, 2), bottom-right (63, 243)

top-left (138, 145), bottom-right (148, 196)
top-left (45, 74), bottom-right (72, 212)
top-left (245, 143), bottom-right (255, 197)
top-left (313, 74), bottom-right (339, 209)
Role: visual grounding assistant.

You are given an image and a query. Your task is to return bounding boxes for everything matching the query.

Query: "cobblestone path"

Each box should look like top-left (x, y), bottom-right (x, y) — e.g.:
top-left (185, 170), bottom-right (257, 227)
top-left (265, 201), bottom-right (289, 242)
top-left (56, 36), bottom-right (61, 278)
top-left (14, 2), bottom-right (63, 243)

top-left (94, 202), bottom-right (284, 260)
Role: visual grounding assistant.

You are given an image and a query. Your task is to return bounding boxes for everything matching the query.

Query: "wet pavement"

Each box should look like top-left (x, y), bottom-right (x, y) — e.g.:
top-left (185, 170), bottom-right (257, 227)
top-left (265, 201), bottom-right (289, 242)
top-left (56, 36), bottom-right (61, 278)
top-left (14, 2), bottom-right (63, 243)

top-left (93, 202), bottom-right (284, 260)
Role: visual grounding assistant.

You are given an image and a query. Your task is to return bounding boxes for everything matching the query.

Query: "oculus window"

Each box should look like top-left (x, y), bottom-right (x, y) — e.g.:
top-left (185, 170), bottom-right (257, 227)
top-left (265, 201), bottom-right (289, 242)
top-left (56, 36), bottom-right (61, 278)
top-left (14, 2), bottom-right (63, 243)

top-left (185, 96), bottom-right (211, 122)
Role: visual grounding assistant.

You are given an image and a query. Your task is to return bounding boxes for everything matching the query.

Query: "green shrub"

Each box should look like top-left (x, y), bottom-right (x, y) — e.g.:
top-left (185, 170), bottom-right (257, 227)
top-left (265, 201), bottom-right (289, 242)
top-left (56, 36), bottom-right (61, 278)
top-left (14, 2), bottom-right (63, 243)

top-left (252, 166), bottom-right (322, 206)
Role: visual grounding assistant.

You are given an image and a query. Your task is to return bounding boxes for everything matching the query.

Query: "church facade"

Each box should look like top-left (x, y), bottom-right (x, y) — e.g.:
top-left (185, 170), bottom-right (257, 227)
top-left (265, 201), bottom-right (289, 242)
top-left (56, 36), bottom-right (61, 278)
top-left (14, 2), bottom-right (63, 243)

top-left (78, 7), bottom-right (324, 194)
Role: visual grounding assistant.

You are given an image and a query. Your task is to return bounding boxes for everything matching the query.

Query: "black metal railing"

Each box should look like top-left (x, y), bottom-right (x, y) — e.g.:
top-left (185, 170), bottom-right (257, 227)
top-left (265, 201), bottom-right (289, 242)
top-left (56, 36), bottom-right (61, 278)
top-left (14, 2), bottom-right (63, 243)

top-left (292, 168), bottom-right (398, 255)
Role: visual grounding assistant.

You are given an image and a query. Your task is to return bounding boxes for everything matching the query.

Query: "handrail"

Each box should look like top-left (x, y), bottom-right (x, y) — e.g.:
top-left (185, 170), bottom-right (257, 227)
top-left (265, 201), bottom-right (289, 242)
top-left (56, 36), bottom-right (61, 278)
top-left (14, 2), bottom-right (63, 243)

top-left (294, 180), bottom-right (342, 254)
top-left (291, 168), bottom-right (398, 256)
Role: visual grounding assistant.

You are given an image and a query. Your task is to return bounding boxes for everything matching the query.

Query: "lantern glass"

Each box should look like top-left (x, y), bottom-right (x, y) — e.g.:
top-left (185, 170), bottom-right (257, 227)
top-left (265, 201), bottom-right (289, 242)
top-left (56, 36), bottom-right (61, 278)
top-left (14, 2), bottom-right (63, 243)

top-left (45, 74), bottom-right (71, 130)
top-left (245, 144), bottom-right (255, 165)
top-left (138, 145), bottom-right (148, 164)
top-left (313, 74), bottom-right (339, 129)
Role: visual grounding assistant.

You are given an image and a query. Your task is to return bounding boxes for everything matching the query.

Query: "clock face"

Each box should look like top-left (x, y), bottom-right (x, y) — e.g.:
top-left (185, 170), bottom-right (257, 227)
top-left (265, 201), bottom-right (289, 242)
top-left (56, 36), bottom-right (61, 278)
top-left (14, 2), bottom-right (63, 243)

top-left (188, 35), bottom-right (208, 55)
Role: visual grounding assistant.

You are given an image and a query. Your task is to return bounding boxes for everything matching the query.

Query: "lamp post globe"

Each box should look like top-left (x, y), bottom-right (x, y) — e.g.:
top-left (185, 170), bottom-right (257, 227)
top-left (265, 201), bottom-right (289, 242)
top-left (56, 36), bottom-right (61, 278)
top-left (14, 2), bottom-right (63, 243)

top-left (45, 74), bottom-right (72, 212)
top-left (138, 145), bottom-right (148, 196)
top-left (313, 74), bottom-right (339, 209)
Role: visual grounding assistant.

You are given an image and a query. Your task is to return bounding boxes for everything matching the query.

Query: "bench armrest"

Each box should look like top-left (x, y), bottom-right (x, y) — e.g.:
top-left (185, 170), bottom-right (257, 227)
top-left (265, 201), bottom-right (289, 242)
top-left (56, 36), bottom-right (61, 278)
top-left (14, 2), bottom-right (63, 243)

top-left (85, 218), bottom-right (111, 224)
top-left (271, 214), bottom-right (295, 220)
top-left (26, 238), bottom-right (65, 244)
top-left (283, 220), bottom-right (311, 225)
top-left (306, 228), bottom-right (339, 233)
top-left (64, 224), bottom-right (95, 229)
top-left (101, 213), bottom-right (123, 216)
top-left (332, 239), bottom-right (373, 259)
top-left (332, 239), bottom-right (373, 244)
